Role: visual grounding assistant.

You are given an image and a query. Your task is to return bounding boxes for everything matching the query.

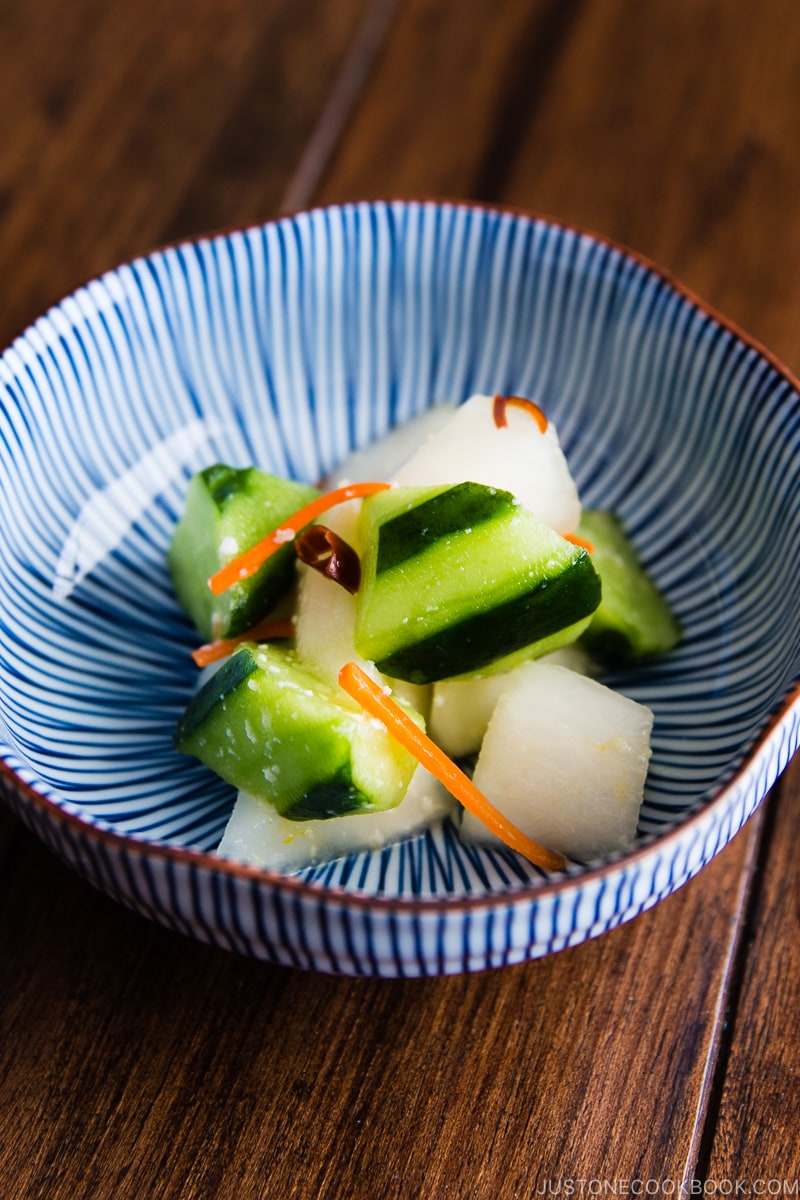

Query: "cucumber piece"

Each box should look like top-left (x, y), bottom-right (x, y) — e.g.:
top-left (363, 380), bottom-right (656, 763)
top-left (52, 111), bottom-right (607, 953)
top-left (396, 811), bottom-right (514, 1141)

top-left (174, 642), bottom-right (420, 820)
top-left (460, 662), bottom-right (653, 860)
top-left (354, 482), bottom-right (601, 684)
top-left (577, 509), bottom-right (682, 662)
top-left (168, 464), bottom-right (318, 640)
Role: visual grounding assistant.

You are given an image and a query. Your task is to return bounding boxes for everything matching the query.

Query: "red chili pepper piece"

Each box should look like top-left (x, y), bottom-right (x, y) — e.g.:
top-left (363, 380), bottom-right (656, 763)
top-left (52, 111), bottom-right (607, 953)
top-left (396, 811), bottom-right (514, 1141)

top-left (295, 524), bottom-right (362, 594)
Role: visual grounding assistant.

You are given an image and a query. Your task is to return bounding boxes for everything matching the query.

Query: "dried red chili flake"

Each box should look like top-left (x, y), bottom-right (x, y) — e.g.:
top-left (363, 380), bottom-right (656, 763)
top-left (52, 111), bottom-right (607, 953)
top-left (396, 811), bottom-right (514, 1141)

top-left (295, 524), bottom-right (362, 594)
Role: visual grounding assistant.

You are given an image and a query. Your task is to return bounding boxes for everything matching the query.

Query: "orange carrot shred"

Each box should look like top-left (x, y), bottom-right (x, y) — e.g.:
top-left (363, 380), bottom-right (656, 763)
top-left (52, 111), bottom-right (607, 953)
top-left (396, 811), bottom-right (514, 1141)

top-left (191, 617), bottom-right (294, 667)
top-left (562, 532), bottom-right (594, 554)
top-left (208, 481), bottom-right (391, 596)
top-left (492, 393), bottom-right (548, 433)
top-left (338, 661), bottom-right (567, 872)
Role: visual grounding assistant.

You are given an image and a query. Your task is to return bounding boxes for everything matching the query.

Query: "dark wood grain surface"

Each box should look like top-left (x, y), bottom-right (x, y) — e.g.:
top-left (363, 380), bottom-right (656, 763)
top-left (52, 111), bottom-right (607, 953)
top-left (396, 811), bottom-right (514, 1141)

top-left (1, 2), bottom-right (799, 1196)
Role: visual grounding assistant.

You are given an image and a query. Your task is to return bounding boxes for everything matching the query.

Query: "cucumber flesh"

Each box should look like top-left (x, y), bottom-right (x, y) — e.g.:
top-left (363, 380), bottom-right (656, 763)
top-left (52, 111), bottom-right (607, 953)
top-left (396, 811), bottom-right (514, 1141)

top-left (354, 482), bottom-right (601, 684)
top-left (168, 464), bottom-right (318, 640)
top-left (577, 509), bottom-right (681, 662)
top-left (174, 642), bottom-right (420, 820)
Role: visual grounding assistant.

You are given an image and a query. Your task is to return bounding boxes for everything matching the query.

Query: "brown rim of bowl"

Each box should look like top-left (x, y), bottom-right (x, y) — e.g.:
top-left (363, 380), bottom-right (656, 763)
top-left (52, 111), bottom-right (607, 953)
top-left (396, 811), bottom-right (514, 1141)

top-left (2, 199), bottom-right (800, 916)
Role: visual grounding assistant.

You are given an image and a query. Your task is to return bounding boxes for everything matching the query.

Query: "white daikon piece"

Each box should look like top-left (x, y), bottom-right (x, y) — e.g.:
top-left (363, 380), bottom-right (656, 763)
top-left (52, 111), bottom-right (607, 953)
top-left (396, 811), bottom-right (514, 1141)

top-left (293, 501), bottom-right (430, 718)
top-left (429, 673), bottom-right (511, 759)
top-left (541, 644), bottom-right (596, 675)
top-left (429, 645), bottom-right (595, 759)
top-left (325, 402), bottom-right (457, 488)
top-left (392, 393), bottom-right (581, 532)
top-left (293, 496), bottom-right (371, 688)
top-left (218, 765), bottom-right (456, 871)
top-left (460, 662), bottom-right (653, 860)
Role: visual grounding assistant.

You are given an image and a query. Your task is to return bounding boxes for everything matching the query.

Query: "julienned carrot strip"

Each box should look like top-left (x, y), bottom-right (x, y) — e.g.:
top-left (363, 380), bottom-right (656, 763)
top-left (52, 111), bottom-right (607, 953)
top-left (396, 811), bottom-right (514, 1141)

top-left (191, 617), bottom-right (294, 667)
top-left (563, 532), bottom-right (594, 554)
top-left (338, 661), bottom-right (567, 873)
top-left (208, 482), bottom-right (391, 596)
top-left (492, 393), bottom-right (548, 433)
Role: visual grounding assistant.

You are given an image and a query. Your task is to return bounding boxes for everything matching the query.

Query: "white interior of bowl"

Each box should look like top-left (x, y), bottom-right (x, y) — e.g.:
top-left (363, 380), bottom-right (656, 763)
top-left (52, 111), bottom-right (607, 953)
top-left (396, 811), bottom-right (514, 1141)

top-left (2, 201), bottom-right (800, 900)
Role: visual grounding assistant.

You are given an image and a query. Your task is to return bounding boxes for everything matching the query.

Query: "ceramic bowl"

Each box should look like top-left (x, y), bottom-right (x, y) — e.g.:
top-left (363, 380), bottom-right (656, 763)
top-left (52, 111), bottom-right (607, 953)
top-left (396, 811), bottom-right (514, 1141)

top-left (2, 201), bottom-right (799, 976)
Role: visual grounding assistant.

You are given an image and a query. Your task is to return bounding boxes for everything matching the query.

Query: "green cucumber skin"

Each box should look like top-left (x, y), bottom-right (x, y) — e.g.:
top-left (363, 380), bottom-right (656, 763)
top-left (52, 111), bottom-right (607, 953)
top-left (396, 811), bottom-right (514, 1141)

top-left (375, 551), bottom-right (600, 683)
top-left (174, 644), bottom-right (416, 820)
top-left (286, 778), bottom-right (368, 821)
top-left (376, 482), bottom-right (514, 574)
top-left (168, 465), bottom-right (318, 640)
top-left (174, 646), bottom-right (260, 744)
top-left (204, 463), bottom-right (251, 505)
top-left (356, 482), bottom-right (602, 683)
top-left (578, 509), bottom-right (682, 662)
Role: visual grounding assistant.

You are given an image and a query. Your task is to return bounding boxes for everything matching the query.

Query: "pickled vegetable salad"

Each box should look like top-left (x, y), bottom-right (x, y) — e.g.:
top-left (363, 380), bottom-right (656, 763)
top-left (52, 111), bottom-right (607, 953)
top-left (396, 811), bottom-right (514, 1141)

top-left (170, 394), bottom-right (680, 872)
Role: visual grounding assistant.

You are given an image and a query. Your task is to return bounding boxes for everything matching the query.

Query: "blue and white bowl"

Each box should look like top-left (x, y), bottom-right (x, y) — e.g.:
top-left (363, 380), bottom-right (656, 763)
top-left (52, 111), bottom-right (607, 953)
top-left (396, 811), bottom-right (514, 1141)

top-left (2, 201), bottom-right (799, 975)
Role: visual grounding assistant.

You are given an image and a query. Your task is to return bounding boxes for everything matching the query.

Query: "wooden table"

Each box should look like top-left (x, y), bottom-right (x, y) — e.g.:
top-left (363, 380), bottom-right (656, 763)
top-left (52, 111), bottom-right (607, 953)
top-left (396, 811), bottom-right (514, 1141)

top-left (2, 2), bottom-right (799, 1195)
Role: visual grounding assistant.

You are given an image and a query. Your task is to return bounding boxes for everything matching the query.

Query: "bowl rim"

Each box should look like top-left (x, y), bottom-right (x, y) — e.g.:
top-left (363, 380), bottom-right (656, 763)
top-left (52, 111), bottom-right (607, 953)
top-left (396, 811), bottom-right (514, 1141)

top-left (4, 677), bottom-right (800, 914)
top-left (2, 197), bottom-right (800, 914)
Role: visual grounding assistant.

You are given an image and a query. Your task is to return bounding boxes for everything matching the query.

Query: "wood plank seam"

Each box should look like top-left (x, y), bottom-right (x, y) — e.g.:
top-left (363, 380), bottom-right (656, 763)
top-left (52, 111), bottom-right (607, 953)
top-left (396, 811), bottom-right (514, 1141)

top-left (280, 0), bottom-right (404, 214)
top-left (469, 0), bottom-right (588, 203)
top-left (682, 797), bottom-right (773, 1184)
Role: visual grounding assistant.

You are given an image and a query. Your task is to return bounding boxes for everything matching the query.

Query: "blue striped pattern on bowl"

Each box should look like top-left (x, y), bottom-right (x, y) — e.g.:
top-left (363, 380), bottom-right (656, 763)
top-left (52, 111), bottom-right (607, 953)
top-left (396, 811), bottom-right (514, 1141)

top-left (1, 201), bottom-right (799, 974)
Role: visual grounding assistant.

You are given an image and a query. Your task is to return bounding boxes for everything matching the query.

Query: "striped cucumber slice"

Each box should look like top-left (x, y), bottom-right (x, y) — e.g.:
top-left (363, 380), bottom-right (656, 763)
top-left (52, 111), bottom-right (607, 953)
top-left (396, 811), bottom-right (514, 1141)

top-left (174, 643), bottom-right (420, 820)
top-left (168, 464), bottom-right (318, 640)
top-left (354, 483), bottom-right (601, 684)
